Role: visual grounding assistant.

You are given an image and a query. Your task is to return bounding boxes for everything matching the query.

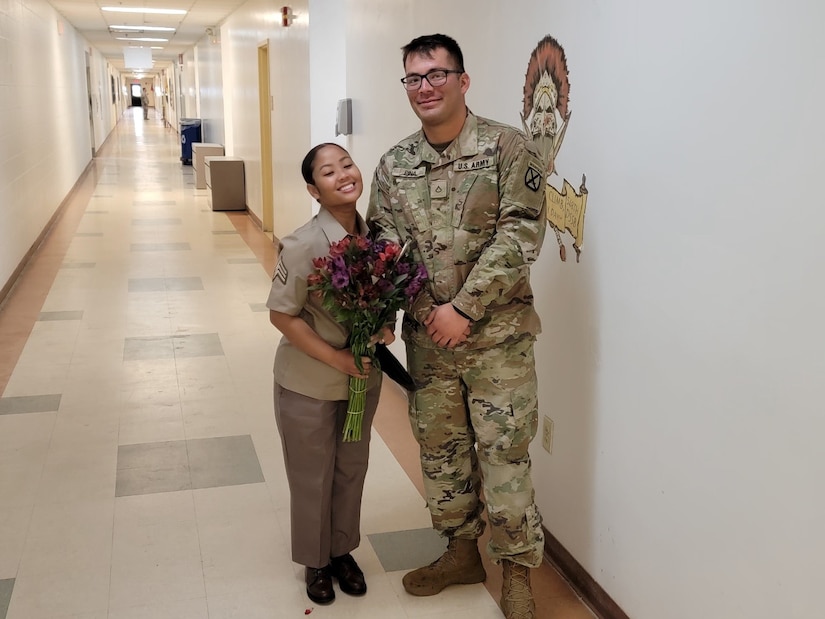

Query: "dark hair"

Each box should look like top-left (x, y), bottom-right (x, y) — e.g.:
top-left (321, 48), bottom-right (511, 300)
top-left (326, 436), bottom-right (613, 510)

top-left (402, 34), bottom-right (464, 72)
top-left (301, 142), bottom-right (348, 185)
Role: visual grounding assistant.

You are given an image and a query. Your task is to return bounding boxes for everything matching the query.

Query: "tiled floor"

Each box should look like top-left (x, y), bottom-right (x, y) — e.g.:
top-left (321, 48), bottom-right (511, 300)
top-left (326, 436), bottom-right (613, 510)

top-left (0, 108), bottom-right (595, 618)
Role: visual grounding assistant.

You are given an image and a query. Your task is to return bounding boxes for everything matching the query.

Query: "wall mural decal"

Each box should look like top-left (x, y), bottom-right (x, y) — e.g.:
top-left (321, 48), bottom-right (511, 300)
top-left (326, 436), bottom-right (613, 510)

top-left (522, 35), bottom-right (588, 262)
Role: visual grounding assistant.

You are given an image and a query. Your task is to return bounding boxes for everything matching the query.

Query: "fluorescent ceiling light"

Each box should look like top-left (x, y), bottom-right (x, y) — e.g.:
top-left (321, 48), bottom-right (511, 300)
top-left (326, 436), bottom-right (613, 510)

top-left (116, 37), bottom-right (168, 42)
top-left (110, 25), bottom-right (176, 32)
top-left (102, 7), bottom-right (187, 15)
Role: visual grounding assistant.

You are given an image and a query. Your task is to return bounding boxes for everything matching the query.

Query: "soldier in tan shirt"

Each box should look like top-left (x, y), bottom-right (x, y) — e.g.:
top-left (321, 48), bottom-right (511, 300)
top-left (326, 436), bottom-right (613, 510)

top-left (267, 143), bottom-right (393, 606)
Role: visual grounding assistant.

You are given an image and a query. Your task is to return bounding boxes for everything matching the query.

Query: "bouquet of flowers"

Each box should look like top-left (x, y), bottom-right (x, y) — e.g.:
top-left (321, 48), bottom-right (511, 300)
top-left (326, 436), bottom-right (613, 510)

top-left (307, 236), bottom-right (427, 441)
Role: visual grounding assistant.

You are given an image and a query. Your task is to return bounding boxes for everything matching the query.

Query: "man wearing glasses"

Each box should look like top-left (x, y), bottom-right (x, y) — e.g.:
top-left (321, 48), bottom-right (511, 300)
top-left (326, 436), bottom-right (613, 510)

top-left (367, 34), bottom-right (547, 619)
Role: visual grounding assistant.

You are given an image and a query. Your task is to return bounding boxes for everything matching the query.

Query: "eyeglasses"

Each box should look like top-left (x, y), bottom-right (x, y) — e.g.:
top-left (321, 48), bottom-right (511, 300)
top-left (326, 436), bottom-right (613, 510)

top-left (400, 69), bottom-right (464, 91)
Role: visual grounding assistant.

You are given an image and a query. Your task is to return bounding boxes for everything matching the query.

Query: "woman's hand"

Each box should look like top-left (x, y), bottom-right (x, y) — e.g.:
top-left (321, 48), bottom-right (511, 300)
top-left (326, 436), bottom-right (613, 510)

top-left (332, 348), bottom-right (372, 379)
top-left (369, 325), bottom-right (396, 347)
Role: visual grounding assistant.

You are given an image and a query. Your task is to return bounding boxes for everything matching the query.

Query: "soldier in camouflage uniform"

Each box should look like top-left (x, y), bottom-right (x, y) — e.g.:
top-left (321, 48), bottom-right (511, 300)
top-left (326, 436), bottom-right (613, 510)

top-left (366, 34), bottom-right (547, 619)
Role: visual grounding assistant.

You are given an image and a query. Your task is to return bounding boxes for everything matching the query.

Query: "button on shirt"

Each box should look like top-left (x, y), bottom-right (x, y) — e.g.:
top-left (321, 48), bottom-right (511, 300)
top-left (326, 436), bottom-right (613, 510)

top-left (266, 208), bottom-right (380, 400)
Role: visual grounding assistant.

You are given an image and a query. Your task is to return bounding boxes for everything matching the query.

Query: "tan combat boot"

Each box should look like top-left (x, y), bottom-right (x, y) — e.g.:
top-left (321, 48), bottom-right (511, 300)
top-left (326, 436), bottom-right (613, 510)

top-left (402, 537), bottom-right (487, 596)
top-left (501, 560), bottom-right (536, 619)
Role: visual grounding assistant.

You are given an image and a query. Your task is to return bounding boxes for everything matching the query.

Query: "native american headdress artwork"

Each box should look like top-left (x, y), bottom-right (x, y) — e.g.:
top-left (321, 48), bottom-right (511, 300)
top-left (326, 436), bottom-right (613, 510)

top-left (522, 35), bottom-right (571, 176)
top-left (522, 35), bottom-right (587, 262)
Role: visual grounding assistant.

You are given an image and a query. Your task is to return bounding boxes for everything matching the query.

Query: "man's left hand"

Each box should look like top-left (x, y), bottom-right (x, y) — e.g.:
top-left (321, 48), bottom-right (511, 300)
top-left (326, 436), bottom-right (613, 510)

top-left (424, 304), bottom-right (471, 348)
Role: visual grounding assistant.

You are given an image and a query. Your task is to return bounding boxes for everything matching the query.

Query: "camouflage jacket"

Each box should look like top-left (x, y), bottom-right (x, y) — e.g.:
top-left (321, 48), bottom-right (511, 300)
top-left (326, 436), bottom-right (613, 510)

top-left (367, 112), bottom-right (547, 350)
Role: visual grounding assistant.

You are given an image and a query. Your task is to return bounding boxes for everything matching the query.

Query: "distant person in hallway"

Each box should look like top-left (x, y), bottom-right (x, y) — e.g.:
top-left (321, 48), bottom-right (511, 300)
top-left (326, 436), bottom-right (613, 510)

top-left (366, 33), bottom-right (547, 619)
top-left (266, 143), bottom-right (394, 606)
top-left (141, 87), bottom-right (149, 119)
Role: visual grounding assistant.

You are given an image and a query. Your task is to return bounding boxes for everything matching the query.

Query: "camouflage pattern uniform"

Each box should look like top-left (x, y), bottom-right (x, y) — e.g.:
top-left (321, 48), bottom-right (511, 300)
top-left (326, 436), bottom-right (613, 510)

top-left (367, 112), bottom-right (547, 568)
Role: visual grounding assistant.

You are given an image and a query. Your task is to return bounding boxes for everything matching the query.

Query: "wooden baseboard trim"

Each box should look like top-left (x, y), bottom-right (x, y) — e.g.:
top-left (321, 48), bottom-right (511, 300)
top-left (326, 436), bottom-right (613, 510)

top-left (543, 526), bottom-right (630, 619)
top-left (246, 208), bottom-right (263, 230)
top-left (0, 160), bottom-right (95, 309)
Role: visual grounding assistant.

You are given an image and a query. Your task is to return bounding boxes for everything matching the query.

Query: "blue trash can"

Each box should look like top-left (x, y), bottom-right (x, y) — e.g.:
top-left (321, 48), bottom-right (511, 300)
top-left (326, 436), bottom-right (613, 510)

top-left (179, 118), bottom-right (202, 165)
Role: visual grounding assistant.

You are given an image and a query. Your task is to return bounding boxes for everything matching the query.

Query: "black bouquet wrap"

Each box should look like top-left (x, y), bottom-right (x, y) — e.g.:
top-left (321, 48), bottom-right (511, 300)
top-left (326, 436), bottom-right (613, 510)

top-left (374, 344), bottom-right (416, 391)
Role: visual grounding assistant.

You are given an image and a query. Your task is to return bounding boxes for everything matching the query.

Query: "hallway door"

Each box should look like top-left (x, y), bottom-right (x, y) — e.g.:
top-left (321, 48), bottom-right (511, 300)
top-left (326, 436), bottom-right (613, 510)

top-left (85, 51), bottom-right (95, 156)
top-left (258, 43), bottom-right (274, 237)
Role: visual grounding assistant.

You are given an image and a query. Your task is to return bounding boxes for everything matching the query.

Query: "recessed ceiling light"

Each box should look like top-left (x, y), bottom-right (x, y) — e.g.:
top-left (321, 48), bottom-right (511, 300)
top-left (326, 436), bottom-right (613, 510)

top-left (102, 7), bottom-right (187, 15)
top-left (116, 37), bottom-right (168, 42)
top-left (110, 25), bottom-right (176, 32)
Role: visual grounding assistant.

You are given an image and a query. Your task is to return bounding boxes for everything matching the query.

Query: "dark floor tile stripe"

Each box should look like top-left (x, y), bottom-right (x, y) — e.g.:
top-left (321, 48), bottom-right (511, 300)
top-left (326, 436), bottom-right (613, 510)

top-left (0, 394), bottom-right (61, 415)
top-left (38, 310), bottom-right (84, 321)
top-left (0, 579), bottom-right (13, 619)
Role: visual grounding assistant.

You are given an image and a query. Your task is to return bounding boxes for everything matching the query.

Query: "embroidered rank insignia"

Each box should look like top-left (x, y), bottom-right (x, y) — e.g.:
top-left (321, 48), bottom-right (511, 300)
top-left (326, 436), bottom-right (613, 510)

top-left (524, 164), bottom-right (542, 192)
top-left (430, 180), bottom-right (447, 198)
top-left (275, 258), bottom-right (288, 284)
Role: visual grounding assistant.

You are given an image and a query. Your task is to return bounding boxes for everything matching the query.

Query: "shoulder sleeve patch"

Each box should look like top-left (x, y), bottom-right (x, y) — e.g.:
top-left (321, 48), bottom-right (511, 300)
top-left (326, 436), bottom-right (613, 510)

top-left (274, 257), bottom-right (288, 284)
top-left (524, 162), bottom-right (543, 193)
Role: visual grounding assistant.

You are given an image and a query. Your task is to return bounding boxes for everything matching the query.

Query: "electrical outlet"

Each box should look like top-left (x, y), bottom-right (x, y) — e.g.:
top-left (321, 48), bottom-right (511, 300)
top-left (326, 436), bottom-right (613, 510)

top-left (542, 416), bottom-right (554, 453)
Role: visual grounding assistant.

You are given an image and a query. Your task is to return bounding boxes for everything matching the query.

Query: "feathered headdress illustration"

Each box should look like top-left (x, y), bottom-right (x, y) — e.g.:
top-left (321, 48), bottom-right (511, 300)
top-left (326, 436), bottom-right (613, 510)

top-left (521, 35), bottom-right (571, 176)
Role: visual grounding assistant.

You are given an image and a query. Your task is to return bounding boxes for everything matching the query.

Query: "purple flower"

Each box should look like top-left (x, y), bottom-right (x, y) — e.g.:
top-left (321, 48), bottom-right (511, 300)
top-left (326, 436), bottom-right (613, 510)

top-left (332, 270), bottom-right (350, 289)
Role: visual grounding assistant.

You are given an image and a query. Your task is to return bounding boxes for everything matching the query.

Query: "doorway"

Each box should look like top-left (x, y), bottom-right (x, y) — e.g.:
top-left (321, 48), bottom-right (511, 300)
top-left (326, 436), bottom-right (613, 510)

top-left (130, 83), bottom-right (142, 107)
top-left (258, 43), bottom-right (274, 237)
top-left (85, 51), bottom-right (95, 157)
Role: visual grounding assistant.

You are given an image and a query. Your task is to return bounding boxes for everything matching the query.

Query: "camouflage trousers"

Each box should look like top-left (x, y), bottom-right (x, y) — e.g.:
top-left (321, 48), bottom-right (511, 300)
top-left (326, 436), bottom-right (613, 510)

top-left (407, 335), bottom-right (545, 567)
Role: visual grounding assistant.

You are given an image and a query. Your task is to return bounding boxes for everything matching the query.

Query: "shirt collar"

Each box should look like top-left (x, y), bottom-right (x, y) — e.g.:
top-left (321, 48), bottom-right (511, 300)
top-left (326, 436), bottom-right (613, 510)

top-left (417, 111), bottom-right (479, 166)
top-left (318, 207), bottom-right (368, 244)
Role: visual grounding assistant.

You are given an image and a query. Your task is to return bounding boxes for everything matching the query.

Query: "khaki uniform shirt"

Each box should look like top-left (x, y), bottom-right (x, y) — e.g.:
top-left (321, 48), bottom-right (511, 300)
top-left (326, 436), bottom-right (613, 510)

top-left (267, 208), bottom-right (380, 400)
top-left (367, 113), bottom-right (547, 350)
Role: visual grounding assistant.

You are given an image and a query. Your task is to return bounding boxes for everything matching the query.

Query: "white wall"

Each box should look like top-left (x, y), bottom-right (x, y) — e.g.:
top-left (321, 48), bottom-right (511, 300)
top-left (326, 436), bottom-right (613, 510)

top-left (0, 0), bottom-right (104, 292)
top-left (220, 0), bottom-right (311, 239)
top-left (3, 0), bottom-right (823, 615)
top-left (180, 48), bottom-right (198, 121)
top-left (194, 37), bottom-right (226, 146)
top-left (311, 1), bottom-right (825, 617)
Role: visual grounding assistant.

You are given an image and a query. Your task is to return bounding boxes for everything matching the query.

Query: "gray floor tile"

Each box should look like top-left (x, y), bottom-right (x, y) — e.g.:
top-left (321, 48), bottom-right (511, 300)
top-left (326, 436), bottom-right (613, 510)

top-left (212, 230), bottom-right (239, 235)
top-left (38, 310), bottom-right (84, 321)
top-left (123, 336), bottom-right (175, 361)
top-left (116, 441), bottom-right (191, 497)
top-left (227, 258), bottom-right (259, 264)
top-left (0, 394), bottom-right (61, 416)
top-left (118, 440), bottom-right (190, 469)
top-left (0, 579), bottom-right (13, 619)
top-left (248, 303), bottom-right (268, 313)
top-left (130, 242), bottom-right (191, 252)
top-left (115, 436), bottom-right (264, 497)
top-left (84, 210), bottom-right (109, 214)
top-left (127, 278), bottom-right (166, 292)
top-left (123, 333), bottom-right (223, 361)
top-left (133, 200), bottom-right (177, 206)
top-left (367, 528), bottom-right (447, 572)
top-left (172, 333), bottom-right (223, 358)
top-left (165, 277), bottom-right (204, 292)
top-left (187, 435), bottom-right (265, 489)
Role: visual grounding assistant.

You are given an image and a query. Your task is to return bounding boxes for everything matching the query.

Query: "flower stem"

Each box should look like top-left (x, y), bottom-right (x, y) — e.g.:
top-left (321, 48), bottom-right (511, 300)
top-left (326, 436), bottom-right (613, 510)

top-left (343, 339), bottom-right (368, 442)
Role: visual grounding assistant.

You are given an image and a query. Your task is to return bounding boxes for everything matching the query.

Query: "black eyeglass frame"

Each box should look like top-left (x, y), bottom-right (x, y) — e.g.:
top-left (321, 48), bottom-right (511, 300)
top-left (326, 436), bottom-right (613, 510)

top-left (400, 68), bottom-right (464, 91)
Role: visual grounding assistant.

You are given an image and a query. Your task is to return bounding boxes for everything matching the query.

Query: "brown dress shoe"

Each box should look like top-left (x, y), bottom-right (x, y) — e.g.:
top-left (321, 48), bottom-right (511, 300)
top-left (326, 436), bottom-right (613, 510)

top-left (305, 566), bottom-right (335, 604)
top-left (330, 553), bottom-right (367, 596)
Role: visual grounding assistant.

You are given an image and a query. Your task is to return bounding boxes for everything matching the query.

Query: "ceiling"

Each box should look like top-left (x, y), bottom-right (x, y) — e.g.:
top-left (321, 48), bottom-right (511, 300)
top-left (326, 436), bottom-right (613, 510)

top-left (50, 0), bottom-right (250, 76)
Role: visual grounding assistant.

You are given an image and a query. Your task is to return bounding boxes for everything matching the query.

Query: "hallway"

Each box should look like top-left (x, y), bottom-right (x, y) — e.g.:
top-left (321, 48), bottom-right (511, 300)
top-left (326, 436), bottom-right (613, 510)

top-left (0, 109), bottom-right (593, 619)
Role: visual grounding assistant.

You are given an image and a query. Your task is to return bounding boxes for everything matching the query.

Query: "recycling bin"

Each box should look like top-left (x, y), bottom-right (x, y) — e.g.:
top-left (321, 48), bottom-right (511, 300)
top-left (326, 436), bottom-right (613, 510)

top-left (179, 118), bottom-right (202, 165)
